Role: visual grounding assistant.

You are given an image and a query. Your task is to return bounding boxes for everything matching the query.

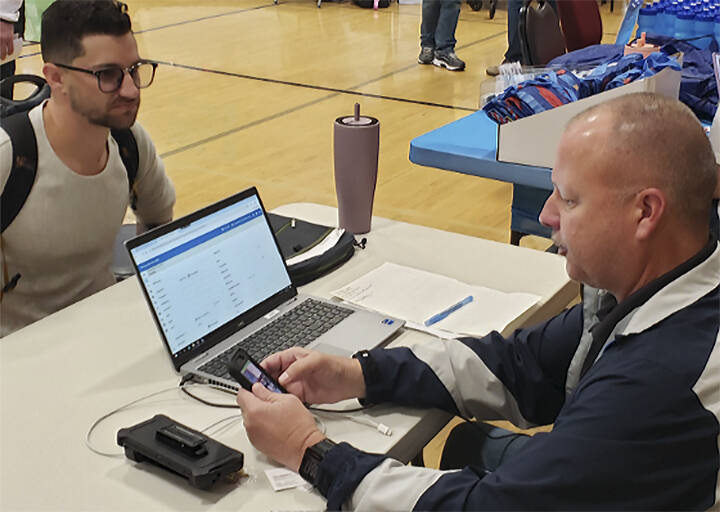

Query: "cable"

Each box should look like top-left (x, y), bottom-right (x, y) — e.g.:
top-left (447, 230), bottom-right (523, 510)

top-left (312, 408), bottom-right (391, 437)
top-left (180, 385), bottom-right (239, 408)
top-left (85, 384), bottom-right (181, 457)
top-left (308, 404), bottom-right (367, 414)
top-left (87, 377), bottom-right (383, 459)
top-left (180, 375), bottom-right (385, 436)
top-left (459, 414), bottom-right (529, 441)
top-left (201, 414), bottom-right (244, 437)
top-left (85, 380), bottom-right (237, 457)
top-left (345, 415), bottom-right (392, 436)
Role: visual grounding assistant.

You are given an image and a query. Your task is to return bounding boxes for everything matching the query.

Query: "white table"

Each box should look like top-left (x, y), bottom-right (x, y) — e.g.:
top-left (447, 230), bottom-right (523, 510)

top-left (0, 203), bottom-right (578, 511)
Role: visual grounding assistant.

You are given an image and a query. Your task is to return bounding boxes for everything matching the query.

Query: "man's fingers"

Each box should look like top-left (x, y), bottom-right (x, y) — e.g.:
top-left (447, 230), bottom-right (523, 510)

top-left (278, 355), bottom-right (310, 386)
top-left (261, 347), bottom-right (308, 377)
top-left (235, 387), bottom-right (258, 410)
top-left (260, 350), bottom-right (288, 377)
top-left (252, 382), bottom-right (277, 401)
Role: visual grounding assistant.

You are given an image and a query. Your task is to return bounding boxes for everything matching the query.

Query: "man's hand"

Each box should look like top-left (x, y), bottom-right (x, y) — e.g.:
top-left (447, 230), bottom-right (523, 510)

top-left (261, 347), bottom-right (366, 405)
top-left (236, 382), bottom-right (325, 472)
top-left (0, 21), bottom-right (14, 61)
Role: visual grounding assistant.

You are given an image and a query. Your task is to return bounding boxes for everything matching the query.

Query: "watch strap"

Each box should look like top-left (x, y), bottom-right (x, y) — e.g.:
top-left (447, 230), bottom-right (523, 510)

top-left (299, 438), bottom-right (337, 486)
top-left (352, 349), bottom-right (377, 406)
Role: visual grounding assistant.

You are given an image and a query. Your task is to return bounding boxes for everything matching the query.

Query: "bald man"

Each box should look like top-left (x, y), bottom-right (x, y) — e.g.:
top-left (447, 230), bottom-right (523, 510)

top-left (236, 93), bottom-right (720, 510)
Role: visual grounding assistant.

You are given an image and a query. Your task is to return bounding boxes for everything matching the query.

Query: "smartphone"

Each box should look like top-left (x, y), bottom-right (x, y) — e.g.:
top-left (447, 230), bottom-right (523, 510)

top-left (227, 348), bottom-right (286, 393)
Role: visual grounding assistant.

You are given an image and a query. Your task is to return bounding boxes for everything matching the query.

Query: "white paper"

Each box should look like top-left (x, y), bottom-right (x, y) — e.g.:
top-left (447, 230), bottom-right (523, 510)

top-left (332, 262), bottom-right (540, 338)
top-left (264, 467), bottom-right (306, 492)
top-left (285, 228), bottom-right (345, 266)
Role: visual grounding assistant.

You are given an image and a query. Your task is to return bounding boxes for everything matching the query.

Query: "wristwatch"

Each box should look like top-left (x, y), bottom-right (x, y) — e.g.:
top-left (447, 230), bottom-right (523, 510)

top-left (299, 438), bottom-right (337, 485)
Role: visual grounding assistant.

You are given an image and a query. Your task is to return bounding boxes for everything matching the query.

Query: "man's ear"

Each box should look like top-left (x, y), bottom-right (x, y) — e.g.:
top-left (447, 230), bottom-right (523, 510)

top-left (42, 62), bottom-right (64, 92)
top-left (634, 188), bottom-right (666, 240)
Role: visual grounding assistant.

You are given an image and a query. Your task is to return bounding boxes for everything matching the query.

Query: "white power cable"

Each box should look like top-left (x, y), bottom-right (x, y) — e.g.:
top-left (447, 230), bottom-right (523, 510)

top-left (85, 382), bottom-right (233, 457)
top-left (86, 382), bottom-right (379, 459)
top-left (345, 415), bottom-right (392, 436)
top-left (85, 384), bottom-right (181, 457)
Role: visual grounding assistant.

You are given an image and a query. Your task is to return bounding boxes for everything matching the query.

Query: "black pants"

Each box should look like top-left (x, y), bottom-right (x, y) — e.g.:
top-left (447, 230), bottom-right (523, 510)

top-left (1, 4), bottom-right (25, 100)
top-left (439, 421), bottom-right (531, 474)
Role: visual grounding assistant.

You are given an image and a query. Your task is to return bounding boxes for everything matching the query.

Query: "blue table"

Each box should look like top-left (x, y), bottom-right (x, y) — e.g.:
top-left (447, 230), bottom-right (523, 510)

top-left (409, 110), bottom-right (553, 244)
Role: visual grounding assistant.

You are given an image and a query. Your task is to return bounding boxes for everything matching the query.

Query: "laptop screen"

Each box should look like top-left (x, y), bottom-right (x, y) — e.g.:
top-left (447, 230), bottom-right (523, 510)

top-left (128, 192), bottom-right (292, 358)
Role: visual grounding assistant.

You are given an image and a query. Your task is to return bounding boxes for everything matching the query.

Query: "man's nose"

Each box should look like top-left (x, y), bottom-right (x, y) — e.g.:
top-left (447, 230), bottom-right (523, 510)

top-left (118, 71), bottom-right (140, 98)
top-left (539, 191), bottom-right (559, 230)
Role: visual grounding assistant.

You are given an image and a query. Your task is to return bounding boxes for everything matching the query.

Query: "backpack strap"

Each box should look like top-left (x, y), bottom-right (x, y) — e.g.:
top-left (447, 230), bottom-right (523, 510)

top-left (0, 111), bottom-right (38, 234)
top-left (111, 127), bottom-right (139, 211)
top-left (0, 117), bottom-right (140, 234)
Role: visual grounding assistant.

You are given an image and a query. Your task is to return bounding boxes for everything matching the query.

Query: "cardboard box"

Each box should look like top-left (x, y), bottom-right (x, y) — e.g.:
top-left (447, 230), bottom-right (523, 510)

top-left (496, 64), bottom-right (682, 169)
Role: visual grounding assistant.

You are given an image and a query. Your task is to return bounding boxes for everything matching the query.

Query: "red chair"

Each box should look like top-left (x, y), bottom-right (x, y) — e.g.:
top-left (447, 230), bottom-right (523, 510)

top-left (555, 0), bottom-right (603, 52)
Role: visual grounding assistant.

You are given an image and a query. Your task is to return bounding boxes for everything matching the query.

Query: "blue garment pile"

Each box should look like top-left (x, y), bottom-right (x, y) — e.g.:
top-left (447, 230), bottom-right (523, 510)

top-left (483, 70), bottom-right (580, 124)
top-left (483, 52), bottom-right (681, 125)
top-left (549, 37), bottom-right (719, 121)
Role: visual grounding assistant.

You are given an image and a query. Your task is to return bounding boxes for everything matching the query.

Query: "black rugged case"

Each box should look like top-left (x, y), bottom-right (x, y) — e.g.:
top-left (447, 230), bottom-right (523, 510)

top-left (117, 414), bottom-right (244, 490)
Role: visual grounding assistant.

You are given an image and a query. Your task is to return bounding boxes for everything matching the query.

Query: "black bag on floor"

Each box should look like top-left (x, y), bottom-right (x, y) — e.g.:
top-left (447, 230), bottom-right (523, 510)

top-left (353, 0), bottom-right (390, 8)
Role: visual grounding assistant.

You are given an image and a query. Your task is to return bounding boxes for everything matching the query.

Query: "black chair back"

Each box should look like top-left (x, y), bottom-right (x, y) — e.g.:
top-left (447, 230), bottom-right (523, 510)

top-left (518, 0), bottom-right (566, 66)
top-left (0, 74), bottom-right (51, 117)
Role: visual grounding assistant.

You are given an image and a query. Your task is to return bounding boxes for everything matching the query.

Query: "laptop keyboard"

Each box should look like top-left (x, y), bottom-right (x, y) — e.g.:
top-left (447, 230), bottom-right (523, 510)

top-left (198, 298), bottom-right (354, 381)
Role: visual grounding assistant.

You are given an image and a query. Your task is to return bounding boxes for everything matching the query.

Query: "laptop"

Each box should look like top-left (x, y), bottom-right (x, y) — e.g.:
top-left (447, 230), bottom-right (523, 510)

top-left (125, 186), bottom-right (404, 390)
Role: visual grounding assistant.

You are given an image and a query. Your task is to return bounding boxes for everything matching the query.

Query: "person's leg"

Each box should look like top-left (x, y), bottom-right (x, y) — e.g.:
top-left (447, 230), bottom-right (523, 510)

top-left (433, 0), bottom-right (461, 54)
top-left (487, 0), bottom-right (521, 75)
top-left (418, 0), bottom-right (441, 64)
top-left (505, 0), bottom-right (523, 62)
top-left (432, 0), bottom-right (464, 70)
top-left (420, 0), bottom-right (441, 49)
top-left (439, 421), bottom-right (531, 473)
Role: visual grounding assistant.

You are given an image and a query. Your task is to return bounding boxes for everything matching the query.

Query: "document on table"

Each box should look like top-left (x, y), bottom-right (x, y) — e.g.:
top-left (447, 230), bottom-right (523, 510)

top-left (332, 262), bottom-right (540, 338)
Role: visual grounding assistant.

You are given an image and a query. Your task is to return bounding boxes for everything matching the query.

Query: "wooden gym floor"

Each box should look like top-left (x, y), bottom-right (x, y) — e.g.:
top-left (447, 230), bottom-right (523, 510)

top-left (16, 0), bottom-right (623, 246)
top-left (14, 0), bottom-right (623, 467)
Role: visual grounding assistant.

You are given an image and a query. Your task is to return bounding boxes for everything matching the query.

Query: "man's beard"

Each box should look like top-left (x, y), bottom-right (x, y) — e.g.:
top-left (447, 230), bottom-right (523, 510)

top-left (68, 87), bottom-right (140, 130)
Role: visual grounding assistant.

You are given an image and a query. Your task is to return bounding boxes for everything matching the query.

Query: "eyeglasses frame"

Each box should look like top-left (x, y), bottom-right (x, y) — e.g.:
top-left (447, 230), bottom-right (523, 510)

top-left (52, 60), bottom-right (158, 93)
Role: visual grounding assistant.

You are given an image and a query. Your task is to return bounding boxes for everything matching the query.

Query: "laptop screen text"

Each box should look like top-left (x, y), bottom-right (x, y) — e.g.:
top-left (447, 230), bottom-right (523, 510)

top-left (130, 194), bottom-right (292, 356)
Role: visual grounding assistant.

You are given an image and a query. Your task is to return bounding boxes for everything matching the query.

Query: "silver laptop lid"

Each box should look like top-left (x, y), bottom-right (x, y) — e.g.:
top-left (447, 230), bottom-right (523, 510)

top-left (125, 187), bottom-right (296, 370)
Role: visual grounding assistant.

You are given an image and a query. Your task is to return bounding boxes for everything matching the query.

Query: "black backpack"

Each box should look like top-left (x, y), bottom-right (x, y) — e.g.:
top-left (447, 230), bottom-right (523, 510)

top-left (0, 75), bottom-right (139, 234)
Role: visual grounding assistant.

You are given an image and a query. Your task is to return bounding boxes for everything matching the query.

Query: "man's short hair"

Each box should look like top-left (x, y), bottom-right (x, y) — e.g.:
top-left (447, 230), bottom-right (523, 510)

top-left (570, 93), bottom-right (718, 229)
top-left (41, 0), bottom-right (132, 64)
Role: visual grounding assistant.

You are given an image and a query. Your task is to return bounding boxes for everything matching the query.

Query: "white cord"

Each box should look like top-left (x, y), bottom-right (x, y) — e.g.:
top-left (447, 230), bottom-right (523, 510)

top-left (85, 382), bottom-right (230, 458)
top-left (345, 415), bottom-right (393, 436)
top-left (86, 383), bottom-right (362, 459)
top-left (85, 384), bottom-right (181, 457)
top-left (313, 410), bottom-right (392, 436)
top-left (201, 414), bottom-right (244, 437)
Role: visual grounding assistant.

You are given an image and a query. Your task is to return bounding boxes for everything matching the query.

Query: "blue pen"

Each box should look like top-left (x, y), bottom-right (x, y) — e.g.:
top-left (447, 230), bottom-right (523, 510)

top-left (424, 295), bottom-right (473, 327)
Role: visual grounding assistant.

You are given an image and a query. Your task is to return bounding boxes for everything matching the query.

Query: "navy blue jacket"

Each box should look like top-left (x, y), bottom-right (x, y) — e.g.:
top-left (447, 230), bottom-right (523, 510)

top-left (315, 240), bottom-right (720, 510)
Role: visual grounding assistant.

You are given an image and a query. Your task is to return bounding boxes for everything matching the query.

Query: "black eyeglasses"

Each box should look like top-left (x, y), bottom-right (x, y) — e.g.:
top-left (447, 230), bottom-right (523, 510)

top-left (53, 60), bottom-right (158, 93)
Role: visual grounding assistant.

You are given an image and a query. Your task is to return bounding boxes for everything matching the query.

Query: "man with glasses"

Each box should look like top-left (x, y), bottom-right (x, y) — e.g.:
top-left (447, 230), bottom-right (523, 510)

top-left (0, 0), bottom-right (175, 337)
